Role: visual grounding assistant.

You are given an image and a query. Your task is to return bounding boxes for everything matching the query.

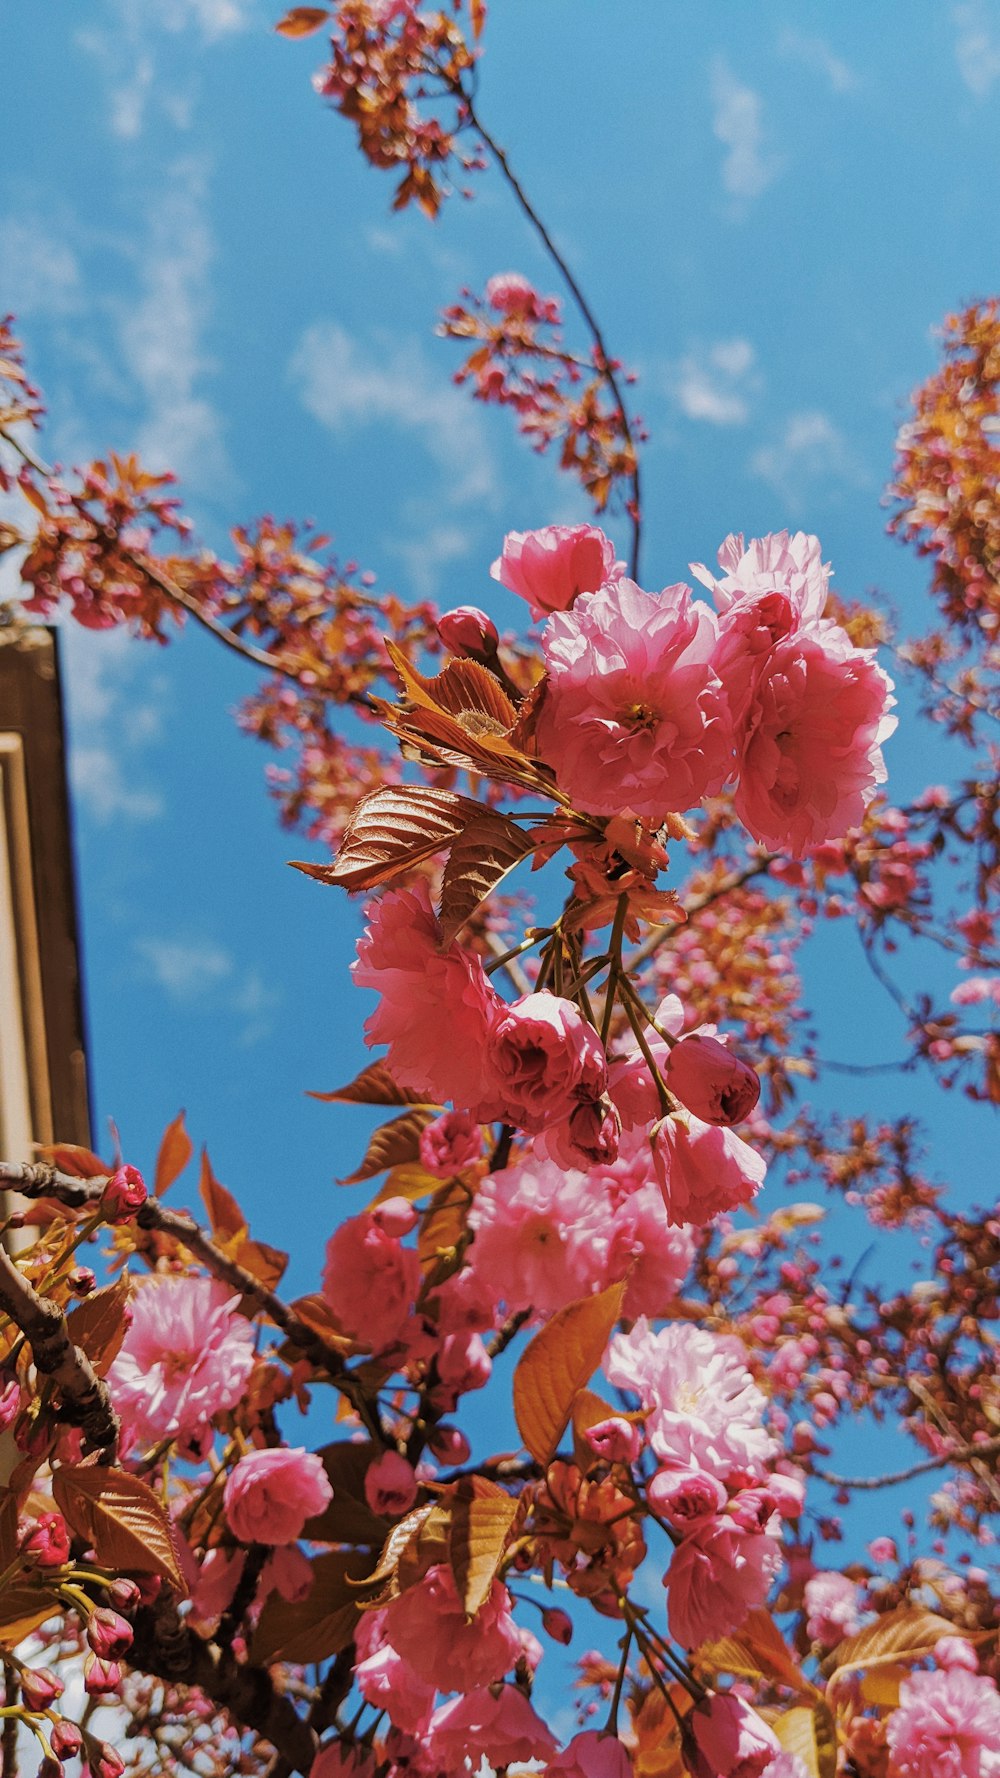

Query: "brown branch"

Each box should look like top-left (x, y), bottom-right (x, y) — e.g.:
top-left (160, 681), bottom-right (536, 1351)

top-left (815, 1431), bottom-right (1000, 1493)
top-left (0, 1243), bottom-right (118, 1456)
top-left (0, 1162), bottom-right (384, 1444)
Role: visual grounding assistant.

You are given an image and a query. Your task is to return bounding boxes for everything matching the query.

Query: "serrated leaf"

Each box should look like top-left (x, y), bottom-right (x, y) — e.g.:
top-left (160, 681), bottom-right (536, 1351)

top-left (52, 1465), bottom-right (184, 1589)
top-left (0, 1578), bottom-right (59, 1645)
top-left (199, 1149), bottom-right (245, 1243)
top-left (826, 1604), bottom-right (963, 1685)
top-left (275, 5), bottom-right (329, 35)
top-left (65, 1273), bottom-right (132, 1377)
top-left (439, 811), bottom-right (534, 943)
top-left (773, 1708), bottom-right (821, 1777)
top-left (340, 1108), bottom-right (433, 1185)
top-left (349, 1504), bottom-right (436, 1599)
top-left (697, 1608), bottom-right (815, 1697)
top-left (387, 644), bottom-right (517, 730)
top-left (448, 1477), bottom-right (519, 1617)
top-left (513, 1281), bottom-right (625, 1465)
top-left (154, 1111), bottom-right (193, 1197)
top-left (251, 1549), bottom-right (368, 1664)
top-left (293, 785), bottom-right (485, 893)
top-left (308, 1060), bottom-right (424, 1107)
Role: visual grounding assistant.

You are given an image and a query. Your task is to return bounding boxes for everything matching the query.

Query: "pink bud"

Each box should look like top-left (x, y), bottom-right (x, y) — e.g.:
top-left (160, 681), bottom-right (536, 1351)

top-left (364, 1449), bottom-right (418, 1518)
top-left (370, 1196), bottom-right (418, 1238)
top-left (727, 1488), bottom-right (776, 1533)
top-left (541, 1607), bottom-right (573, 1645)
top-left (20, 1666), bottom-right (64, 1711)
top-left (21, 1512), bottom-right (70, 1568)
top-left (583, 1417), bottom-right (641, 1466)
top-left (665, 1034), bottom-right (760, 1126)
top-left (87, 1607), bottom-right (133, 1660)
top-left (428, 1424), bottom-right (470, 1464)
top-left (766, 1473), bottom-right (806, 1519)
top-left (50, 1722), bottom-right (84, 1759)
top-left (93, 1743), bottom-right (126, 1778)
top-left (68, 1267), bottom-right (96, 1296)
top-left (647, 1467), bottom-right (726, 1529)
top-left (0, 1372), bottom-right (21, 1431)
top-left (100, 1164), bottom-right (147, 1223)
top-left (83, 1655), bottom-right (122, 1697)
top-left (108, 1577), bottom-right (141, 1612)
top-left (436, 605), bottom-right (499, 662)
top-left (37, 1758), bottom-right (61, 1778)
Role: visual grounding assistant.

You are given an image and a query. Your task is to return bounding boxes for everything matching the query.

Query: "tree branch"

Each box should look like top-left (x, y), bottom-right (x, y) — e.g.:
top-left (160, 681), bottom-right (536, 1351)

top-left (815, 1431), bottom-right (1000, 1492)
top-left (0, 1243), bottom-right (118, 1456)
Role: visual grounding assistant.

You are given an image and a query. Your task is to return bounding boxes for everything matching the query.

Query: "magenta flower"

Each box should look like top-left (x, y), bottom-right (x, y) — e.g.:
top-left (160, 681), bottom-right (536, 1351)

top-left (322, 1212), bottom-right (421, 1355)
top-left (686, 1693), bottom-right (781, 1778)
top-left (665, 1032), bottom-right (761, 1125)
top-left (428, 1685), bottom-right (558, 1767)
top-left (652, 1112), bottom-right (766, 1226)
top-left (223, 1446), bottom-right (333, 1546)
top-left (491, 522), bottom-right (618, 619)
top-left (547, 1730), bottom-right (634, 1777)
top-left (476, 991), bottom-right (607, 1134)
top-left (380, 1564), bottom-right (521, 1691)
top-left (667, 1513), bottom-right (782, 1648)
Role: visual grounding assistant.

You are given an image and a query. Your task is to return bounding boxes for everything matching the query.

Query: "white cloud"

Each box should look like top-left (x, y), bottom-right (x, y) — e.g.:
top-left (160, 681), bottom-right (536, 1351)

top-left (711, 59), bottom-right (781, 204)
top-left (777, 29), bottom-right (857, 94)
top-left (71, 746), bottom-right (164, 823)
top-left (670, 337), bottom-right (761, 426)
top-left (396, 523), bottom-right (473, 598)
top-left (953, 1), bottom-right (1000, 96)
top-left (79, 0), bottom-right (254, 141)
top-left (0, 220), bottom-right (82, 317)
top-left (61, 625), bottom-right (168, 824)
top-left (290, 321), bottom-right (498, 511)
top-left (750, 410), bottom-right (868, 509)
top-left (117, 159), bottom-right (232, 492)
top-left (135, 935), bottom-right (233, 998)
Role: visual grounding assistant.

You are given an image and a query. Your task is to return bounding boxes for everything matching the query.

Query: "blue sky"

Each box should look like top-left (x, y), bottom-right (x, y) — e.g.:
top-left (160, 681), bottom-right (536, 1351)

top-left (4, 1), bottom-right (1000, 1571)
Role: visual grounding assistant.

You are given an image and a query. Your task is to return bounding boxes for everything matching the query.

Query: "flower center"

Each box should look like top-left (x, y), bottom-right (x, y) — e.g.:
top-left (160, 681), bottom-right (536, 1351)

top-left (622, 700), bottom-right (658, 731)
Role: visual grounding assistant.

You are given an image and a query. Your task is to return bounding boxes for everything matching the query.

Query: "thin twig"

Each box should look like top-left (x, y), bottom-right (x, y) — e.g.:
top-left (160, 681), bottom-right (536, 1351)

top-left (815, 1431), bottom-right (1000, 1492)
top-left (0, 1243), bottom-right (118, 1456)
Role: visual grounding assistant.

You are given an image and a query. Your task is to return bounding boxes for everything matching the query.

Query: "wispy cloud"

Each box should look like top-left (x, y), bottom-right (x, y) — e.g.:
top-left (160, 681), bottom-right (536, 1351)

top-left (61, 625), bottom-right (168, 825)
top-left (134, 936), bottom-right (280, 1041)
top-left (670, 338), bottom-right (761, 426)
top-left (777, 29), bottom-right (857, 94)
top-left (750, 410), bottom-right (868, 510)
top-left (953, 1), bottom-right (1000, 97)
top-left (0, 220), bottom-right (83, 318)
top-left (710, 59), bottom-right (781, 205)
top-left (71, 746), bottom-right (164, 823)
top-left (290, 321), bottom-right (497, 511)
top-left (79, 0), bottom-right (255, 139)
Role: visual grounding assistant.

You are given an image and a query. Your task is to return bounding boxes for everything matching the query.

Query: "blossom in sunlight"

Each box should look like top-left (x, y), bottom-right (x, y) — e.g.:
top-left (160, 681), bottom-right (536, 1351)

top-left (428, 1685), bottom-right (558, 1767)
top-left (652, 1111), bottom-right (766, 1226)
top-left (223, 1446), bottom-right (332, 1545)
top-left (353, 1608), bottom-right (435, 1739)
top-left (605, 1319), bottom-right (776, 1478)
top-left (321, 1212), bottom-right (421, 1355)
top-left (666, 1512), bottom-right (782, 1648)
top-left (491, 521), bottom-right (618, 619)
top-left (537, 577), bottom-right (732, 820)
top-left (419, 1107), bottom-right (483, 1176)
top-left (664, 1032), bottom-right (760, 1126)
top-left (476, 991), bottom-right (607, 1134)
top-left (547, 1730), bottom-right (635, 1777)
top-left (107, 1275), bottom-right (255, 1448)
top-left (885, 1667), bottom-right (1000, 1778)
top-left (352, 880), bottom-right (500, 1109)
top-left (804, 1569), bottom-right (862, 1647)
top-left (467, 1155), bottom-right (611, 1316)
top-left (694, 529), bottom-right (831, 728)
top-left (380, 1564), bottom-right (521, 1691)
top-left (686, 1693), bottom-right (781, 1778)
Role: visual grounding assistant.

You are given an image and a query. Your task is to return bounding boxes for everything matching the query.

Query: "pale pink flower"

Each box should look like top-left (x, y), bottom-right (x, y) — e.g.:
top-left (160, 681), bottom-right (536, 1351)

top-left (647, 1466), bottom-right (727, 1530)
top-left (664, 1033), bottom-right (760, 1126)
top-left (734, 627), bottom-right (896, 857)
top-left (935, 1635), bottom-right (979, 1673)
top-left (381, 1564), bottom-right (521, 1691)
top-left (419, 1109), bottom-right (483, 1176)
top-left (108, 1275), bottom-right (255, 1448)
top-left (804, 1569), bottom-right (861, 1647)
top-left (653, 1113), bottom-right (766, 1226)
top-left (322, 1213), bottom-right (421, 1355)
top-left (694, 530), bottom-right (831, 731)
top-left (536, 579), bottom-right (733, 818)
top-left (885, 1667), bottom-right (1000, 1778)
top-left (547, 1730), bottom-right (634, 1777)
top-left (467, 1157), bottom-right (611, 1316)
top-left (364, 1450), bottom-right (418, 1518)
top-left (491, 522), bottom-right (618, 619)
top-left (224, 1446), bottom-right (332, 1546)
top-left (186, 1547), bottom-right (244, 1635)
top-left (605, 1319), bottom-right (776, 1478)
top-left (762, 1760), bottom-right (811, 1778)
top-left (353, 1609), bottom-right (435, 1739)
top-left (686, 1693), bottom-right (781, 1778)
top-left (666, 1514), bottom-right (782, 1648)
top-left (596, 1137), bottom-right (694, 1316)
top-left (485, 272), bottom-right (546, 317)
top-left (352, 881), bottom-right (500, 1109)
top-left (428, 1685), bottom-right (558, 1767)
top-left (476, 992), bottom-right (607, 1134)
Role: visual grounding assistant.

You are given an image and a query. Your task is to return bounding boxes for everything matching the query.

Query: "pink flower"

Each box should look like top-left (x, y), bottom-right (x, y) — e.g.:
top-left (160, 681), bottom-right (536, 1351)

top-left (686, 1694), bottom-right (781, 1778)
top-left (605, 1319), bottom-right (776, 1478)
top-left (381, 1565), bottom-right (521, 1691)
top-left (477, 992), bottom-right (607, 1134)
top-left (108, 1276), bottom-right (256, 1448)
top-left (653, 1113), bottom-right (766, 1226)
top-left (419, 1109), bottom-right (483, 1176)
top-left (436, 604), bottom-right (499, 660)
top-left (353, 1610), bottom-right (435, 1739)
top-left (647, 1466), bottom-right (727, 1529)
top-left (733, 627), bottom-right (896, 857)
top-left (547, 1730), bottom-right (634, 1777)
top-left (491, 523), bottom-right (618, 619)
top-left (664, 1033), bottom-right (760, 1126)
top-left (485, 273), bottom-right (550, 318)
top-left (536, 579), bottom-right (733, 819)
top-left (352, 881), bottom-right (500, 1110)
top-left (224, 1446), bottom-right (332, 1545)
top-left (602, 1169), bottom-right (694, 1319)
top-left (693, 530), bottom-right (831, 730)
top-left (322, 1213), bottom-right (421, 1355)
top-left (584, 1417), bottom-right (642, 1465)
top-left (762, 1760), bottom-right (811, 1778)
top-left (20, 1512), bottom-right (70, 1568)
top-left (935, 1635), bottom-right (979, 1673)
top-left (467, 1157), bottom-right (611, 1316)
top-left (885, 1667), bottom-right (1000, 1778)
top-left (666, 1514), bottom-right (782, 1647)
top-left (428, 1685), bottom-right (558, 1767)
top-left (364, 1450), bottom-right (418, 1518)
top-left (186, 1546), bottom-right (244, 1633)
top-left (868, 1534), bottom-right (898, 1565)
top-left (259, 1544), bottom-right (314, 1603)
top-left (803, 1569), bottom-right (861, 1647)
top-left (100, 1164), bottom-right (147, 1222)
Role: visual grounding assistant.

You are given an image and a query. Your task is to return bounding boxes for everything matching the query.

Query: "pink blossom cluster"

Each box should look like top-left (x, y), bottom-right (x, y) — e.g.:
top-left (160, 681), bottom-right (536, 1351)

top-left (885, 1665), bottom-right (1000, 1778)
top-left (493, 522), bottom-right (895, 856)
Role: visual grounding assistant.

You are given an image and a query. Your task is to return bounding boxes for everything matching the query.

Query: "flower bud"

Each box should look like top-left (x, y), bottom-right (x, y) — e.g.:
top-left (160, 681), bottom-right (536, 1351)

top-left (727, 1488), bottom-right (776, 1533)
top-left (665, 1033), bottom-right (760, 1126)
top-left (428, 1424), bottom-right (470, 1465)
top-left (100, 1163), bottom-right (147, 1223)
top-left (436, 605), bottom-right (499, 662)
top-left (370, 1196), bottom-right (418, 1238)
top-left (20, 1512), bottom-right (70, 1569)
top-left (583, 1417), bottom-right (641, 1466)
top-left (37, 1757), bottom-right (62, 1778)
top-left (93, 1743), bottom-right (126, 1778)
top-left (541, 1607), bottom-right (573, 1645)
top-left (50, 1721), bottom-right (84, 1759)
top-left (87, 1607), bottom-right (134, 1660)
top-left (20, 1666), bottom-right (64, 1711)
top-left (68, 1267), bottom-right (96, 1296)
top-left (83, 1655), bottom-right (122, 1697)
top-left (364, 1449), bottom-right (418, 1518)
top-left (647, 1467), bottom-right (726, 1529)
top-left (107, 1577), bottom-right (142, 1612)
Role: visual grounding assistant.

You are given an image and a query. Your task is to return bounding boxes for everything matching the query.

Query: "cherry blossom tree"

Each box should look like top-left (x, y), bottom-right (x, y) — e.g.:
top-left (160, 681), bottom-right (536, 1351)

top-left (0, 6), bottom-right (997, 1777)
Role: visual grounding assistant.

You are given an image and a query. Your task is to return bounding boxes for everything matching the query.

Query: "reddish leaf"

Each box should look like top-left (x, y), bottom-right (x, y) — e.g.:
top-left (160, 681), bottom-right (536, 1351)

top-left (339, 1109), bottom-right (434, 1185)
top-left (293, 784), bottom-right (485, 893)
top-left (199, 1149), bottom-right (246, 1243)
top-left (36, 1143), bottom-right (107, 1180)
top-left (154, 1111), bottom-right (193, 1197)
top-left (53, 1465), bottom-right (185, 1589)
top-left (439, 810), bottom-right (534, 942)
top-left (251, 1550), bottom-right (368, 1664)
top-left (513, 1281), bottom-right (625, 1465)
top-left (274, 6), bottom-right (329, 36)
top-left (308, 1060), bottom-right (422, 1107)
top-left (65, 1272), bottom-right (132, 1376)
